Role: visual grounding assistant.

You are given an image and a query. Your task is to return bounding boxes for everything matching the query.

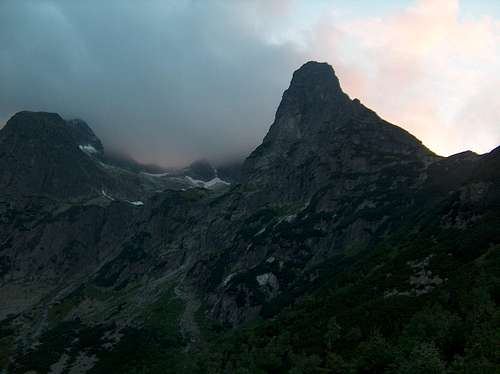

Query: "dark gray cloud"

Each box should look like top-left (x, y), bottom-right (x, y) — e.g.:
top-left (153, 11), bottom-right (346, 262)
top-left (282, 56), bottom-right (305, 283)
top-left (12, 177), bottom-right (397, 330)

top-left (0, 0), bottom-right (305, 166)
top-left (5, 1), bottom-right (497, 164)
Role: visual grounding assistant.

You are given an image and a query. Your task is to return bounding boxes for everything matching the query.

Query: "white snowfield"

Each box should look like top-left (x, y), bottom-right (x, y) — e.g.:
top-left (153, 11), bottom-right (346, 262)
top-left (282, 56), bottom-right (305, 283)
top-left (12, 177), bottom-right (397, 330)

top-left (101, 189), bottom-right (143, 207)
top-left (128, 201), bottom-right (144, 206)
top-left (78, 144), bottom-right (98, 154)
top-left (185, 176), bottom-right (230, 189)
top-left (101, 189), bottom-right (115, 201)
top-left (141, 172), bottom-right (170, 177)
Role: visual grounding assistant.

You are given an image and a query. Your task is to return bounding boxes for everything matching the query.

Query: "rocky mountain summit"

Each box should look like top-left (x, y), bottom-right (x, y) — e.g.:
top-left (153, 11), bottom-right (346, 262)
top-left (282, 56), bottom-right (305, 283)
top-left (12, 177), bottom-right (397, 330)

top-left (243, 62), bottom-right (436, 204)
top-left (0, 62), bottom-right (498, 373)
top-left (0, 111), bottom-right (111, 199)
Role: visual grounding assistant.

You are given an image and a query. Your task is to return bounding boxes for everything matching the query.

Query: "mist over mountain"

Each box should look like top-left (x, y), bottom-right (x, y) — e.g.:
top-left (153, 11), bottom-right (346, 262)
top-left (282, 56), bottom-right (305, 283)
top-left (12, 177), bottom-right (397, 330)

top-left (0, 61), bottom-right (499, 373)
top-left (0, 1), bottom-right (304, 167)
top-left (2, 1), bottom-right (499, 167)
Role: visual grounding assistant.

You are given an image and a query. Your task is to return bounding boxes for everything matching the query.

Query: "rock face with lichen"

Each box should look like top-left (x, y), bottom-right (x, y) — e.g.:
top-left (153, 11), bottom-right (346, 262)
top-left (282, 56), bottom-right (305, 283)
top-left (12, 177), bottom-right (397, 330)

top-left (0, 61), bottom-right (499, 373)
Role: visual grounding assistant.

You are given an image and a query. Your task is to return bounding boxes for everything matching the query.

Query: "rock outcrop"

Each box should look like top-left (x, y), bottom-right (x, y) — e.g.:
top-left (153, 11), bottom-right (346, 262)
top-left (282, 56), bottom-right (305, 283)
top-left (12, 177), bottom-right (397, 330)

top-left (243, 61), bottom-right (436, 205)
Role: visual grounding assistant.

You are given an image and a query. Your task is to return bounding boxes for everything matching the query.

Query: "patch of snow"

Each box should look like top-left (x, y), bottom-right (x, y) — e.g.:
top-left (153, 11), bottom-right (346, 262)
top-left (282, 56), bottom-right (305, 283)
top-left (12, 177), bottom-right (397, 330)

top-left (273, 214), bottom-right (296, 227)
top-left (254, 227), bottom-right (266, 236)
top-left (185, 176), bottom-right (230, 189)
top-left (205, 177), bottom-right (230, 187)
top-left (101, 189), bottom-right (114, 201)
top-left (141, 172), bottom-right (170, 177)
top-left (79, 144), bottom-right (98, 154)
top-left (222, 272), bottom-right (237, 287)
top-left (128, 201), bottom-right (144, 206)
top-left (266, 256), bottom-right (276, 264)
top-left (302, 200), bottom-right (311, 211)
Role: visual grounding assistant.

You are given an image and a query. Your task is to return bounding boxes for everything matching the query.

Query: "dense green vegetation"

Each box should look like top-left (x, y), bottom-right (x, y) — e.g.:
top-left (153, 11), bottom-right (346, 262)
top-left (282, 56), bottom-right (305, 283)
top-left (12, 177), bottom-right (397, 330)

top-left (11, 288), bottom-right (191, 374)
top-left (9, 201), bottom-right (500, 373)
top-left (6, 181), bottom-right (500, 373)
top-left (193, 252), bottom-right (499, 373)
top-left (190, 212), bottom-right (500, 373)
top-left (88, 287), bottom-right (192, 374)
top-left (7, 208), bottom-right (500, 373)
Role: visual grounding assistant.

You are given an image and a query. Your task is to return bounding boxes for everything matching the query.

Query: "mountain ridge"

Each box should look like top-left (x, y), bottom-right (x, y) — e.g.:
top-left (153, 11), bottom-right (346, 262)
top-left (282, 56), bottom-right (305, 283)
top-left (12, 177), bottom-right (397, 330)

top-left (242, 61), bottom-right (437, 206)
top-left (0, 61), bottom-right (498, 373)
top-left (0, 111), bottom-right (234, 202)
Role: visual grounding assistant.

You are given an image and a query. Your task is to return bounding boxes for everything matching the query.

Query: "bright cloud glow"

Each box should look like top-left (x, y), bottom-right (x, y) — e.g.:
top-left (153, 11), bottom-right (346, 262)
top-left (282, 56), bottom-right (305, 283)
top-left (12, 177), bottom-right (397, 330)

top-left (300, 0), bottom-right (500, 155)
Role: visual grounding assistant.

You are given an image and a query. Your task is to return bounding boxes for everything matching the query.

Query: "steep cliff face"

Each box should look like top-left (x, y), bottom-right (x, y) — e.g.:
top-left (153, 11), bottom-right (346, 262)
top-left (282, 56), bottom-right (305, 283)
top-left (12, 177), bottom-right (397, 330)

top-left (242, 61), bottom-right (436, 205)
top-left (203, 62), bottom-right (442, 325)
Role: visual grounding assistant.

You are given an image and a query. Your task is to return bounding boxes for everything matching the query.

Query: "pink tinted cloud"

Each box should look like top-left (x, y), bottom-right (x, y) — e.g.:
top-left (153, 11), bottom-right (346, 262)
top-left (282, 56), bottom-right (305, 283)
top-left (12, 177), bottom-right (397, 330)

top-left (307, 0), bottom-right (500, 156)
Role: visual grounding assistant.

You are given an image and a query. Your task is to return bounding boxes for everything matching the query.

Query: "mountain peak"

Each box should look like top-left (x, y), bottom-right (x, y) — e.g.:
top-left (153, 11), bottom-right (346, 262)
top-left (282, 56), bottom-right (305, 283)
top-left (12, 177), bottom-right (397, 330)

top-left (10, 110), bottom-right (63, 122)
top-left (0, 111), bottom-right (110, 199)
top-left (242, 61), bottom-right (435, 204)
top-left (1, 112), bottom-right (104, 155)
top-left (3, 111), bottom-right (65, 134)
top-left (273, 61), bottom-right (349, 126)
top-left (1, 111), bottom-right (77, 149)
top-left (290, 61), bottom-right (342, 91)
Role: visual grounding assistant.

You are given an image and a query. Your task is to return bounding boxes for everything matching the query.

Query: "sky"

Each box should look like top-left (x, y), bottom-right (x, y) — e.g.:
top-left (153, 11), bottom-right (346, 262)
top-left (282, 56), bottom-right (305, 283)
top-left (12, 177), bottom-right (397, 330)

top-left (0, 0), bottom-right (499, 166)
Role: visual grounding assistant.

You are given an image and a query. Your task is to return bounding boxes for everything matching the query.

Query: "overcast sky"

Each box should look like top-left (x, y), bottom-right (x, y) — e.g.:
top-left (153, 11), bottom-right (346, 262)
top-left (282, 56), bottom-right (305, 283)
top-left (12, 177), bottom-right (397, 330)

top-left (1, 0), bottom-right (499, 166)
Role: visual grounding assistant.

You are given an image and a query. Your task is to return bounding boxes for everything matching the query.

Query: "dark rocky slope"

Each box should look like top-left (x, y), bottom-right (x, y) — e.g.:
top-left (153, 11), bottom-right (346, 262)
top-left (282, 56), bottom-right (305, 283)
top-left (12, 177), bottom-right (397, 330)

top-left (0, 62), bottom-right (498, 373)
top-left (243, 62), bottom-right (436, 204)
top-left (0, 111), bottom-right (149, 201)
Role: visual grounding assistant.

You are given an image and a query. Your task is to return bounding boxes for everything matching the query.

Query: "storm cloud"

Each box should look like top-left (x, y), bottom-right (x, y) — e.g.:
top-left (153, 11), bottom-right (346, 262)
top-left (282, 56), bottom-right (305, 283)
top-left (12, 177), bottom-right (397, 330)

top-left (1, 0), bottom-right (499, 166)
top-left (0, 0), bottom-right (305, 166)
